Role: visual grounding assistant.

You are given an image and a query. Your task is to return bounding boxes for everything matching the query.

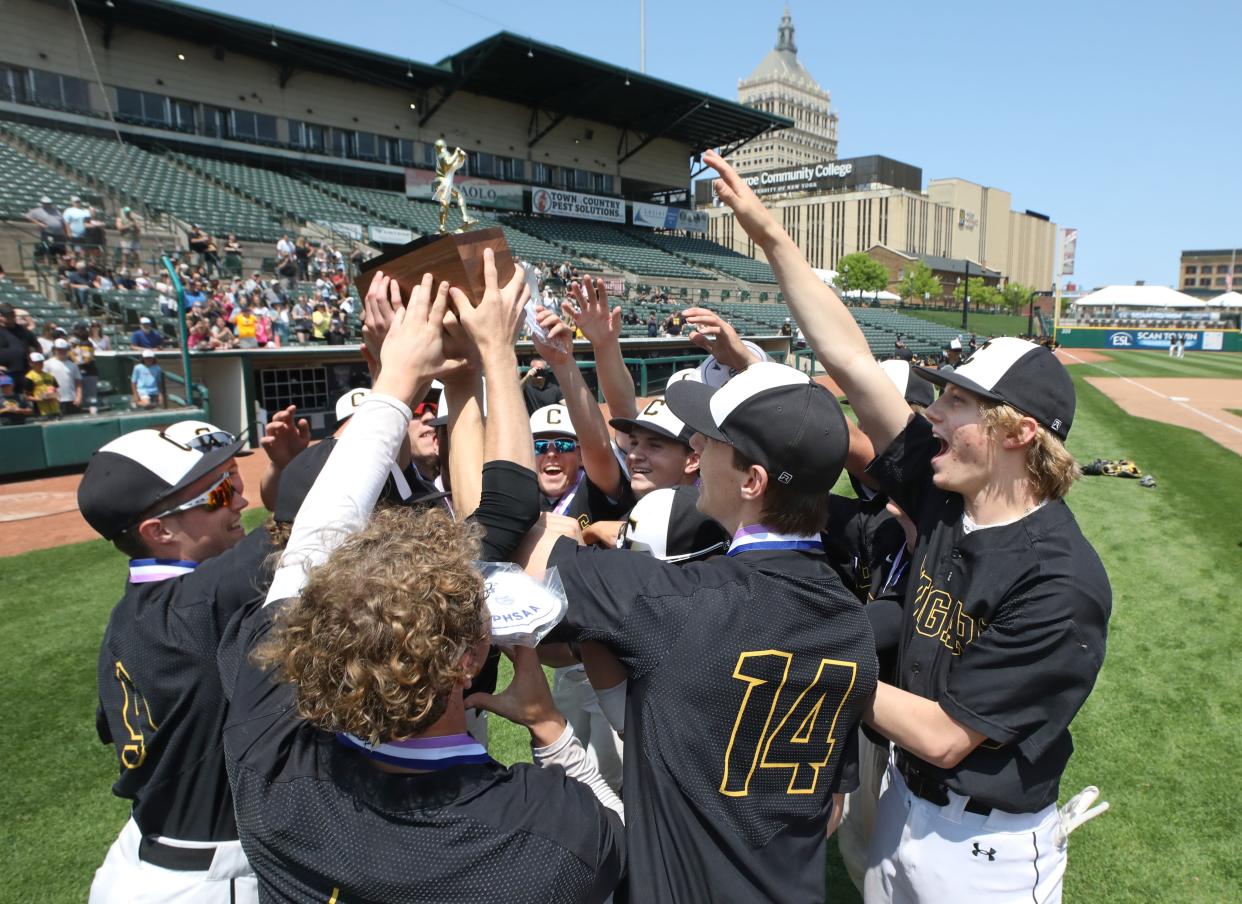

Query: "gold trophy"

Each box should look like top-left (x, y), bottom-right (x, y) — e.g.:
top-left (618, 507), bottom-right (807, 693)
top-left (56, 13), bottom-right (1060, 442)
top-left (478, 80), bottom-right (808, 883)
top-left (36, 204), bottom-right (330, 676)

top-left (354, 143), bottom-right (513, 305)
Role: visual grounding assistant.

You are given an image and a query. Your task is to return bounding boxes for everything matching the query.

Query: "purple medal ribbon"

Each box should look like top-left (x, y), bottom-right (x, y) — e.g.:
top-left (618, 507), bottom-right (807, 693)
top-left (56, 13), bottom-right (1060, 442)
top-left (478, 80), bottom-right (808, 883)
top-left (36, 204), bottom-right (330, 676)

top-left (336, 731), bottom-right (492, 770)
top-left (726, 524), bottom-right (825, 557)
top-left (129, 558), bottom-right (199, 583)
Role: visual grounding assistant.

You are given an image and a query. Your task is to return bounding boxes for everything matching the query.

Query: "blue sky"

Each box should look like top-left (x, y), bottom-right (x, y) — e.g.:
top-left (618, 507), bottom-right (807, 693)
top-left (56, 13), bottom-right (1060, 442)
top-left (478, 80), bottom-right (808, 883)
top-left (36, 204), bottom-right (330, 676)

top-left (194, 0), bottom-right (1242, 290)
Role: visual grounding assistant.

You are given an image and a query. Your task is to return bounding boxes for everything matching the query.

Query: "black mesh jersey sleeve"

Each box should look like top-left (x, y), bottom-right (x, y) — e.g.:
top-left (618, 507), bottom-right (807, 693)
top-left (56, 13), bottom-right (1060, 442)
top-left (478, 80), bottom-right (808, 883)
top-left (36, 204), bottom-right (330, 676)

top-left (470, 461), bottom-right (540, 563)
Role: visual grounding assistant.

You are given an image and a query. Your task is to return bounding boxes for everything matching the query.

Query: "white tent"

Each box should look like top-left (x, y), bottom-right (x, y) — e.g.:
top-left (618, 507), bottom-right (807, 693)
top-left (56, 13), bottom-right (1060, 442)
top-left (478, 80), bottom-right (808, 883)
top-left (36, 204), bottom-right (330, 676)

top-left (811, 268), bottom-right (837, 285)
top-left (1207, 291), bottom-right (1242, 308)
top-left (1074, 285), bottom-right (1203, 309)
top-left (841, 288), bottom-right (902, 302)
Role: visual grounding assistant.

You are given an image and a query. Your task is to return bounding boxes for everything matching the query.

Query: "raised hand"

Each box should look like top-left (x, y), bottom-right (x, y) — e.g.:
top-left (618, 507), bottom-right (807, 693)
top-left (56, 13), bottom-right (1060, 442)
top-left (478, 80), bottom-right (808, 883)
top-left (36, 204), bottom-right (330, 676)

top-left (449, 247), bottom-right (529, 360)
top-left (562, 277), bottom-right (621, 347)
top-left (361, 270), bottom-right (400, 376)
top-left (531, 307), bottom-right (574, 365)
top-left (682, 306), bottom-right (756, 373)
top-left (373, 272), bottom-right (466, 405)
top-left (703, 149), bottom-right (784, 249)
top-left (260, 404), bottom-right (310, 469)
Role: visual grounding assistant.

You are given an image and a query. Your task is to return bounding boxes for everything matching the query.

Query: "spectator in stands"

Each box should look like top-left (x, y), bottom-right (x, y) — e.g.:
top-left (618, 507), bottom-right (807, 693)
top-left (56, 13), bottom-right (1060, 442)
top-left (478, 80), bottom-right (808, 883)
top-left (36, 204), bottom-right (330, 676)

top-left (277, 250), bottom-right (298, 290)
top-left (311, 302), bottom-right (330, 341)
top-left (780, 317), bottom-right (793, 336)
top-left (183, 278), bottom-right (207, 310)
top-left (0, 302), bottom-right (41, 377)
top-left (71, 322), bottom-right (100, 414)
top-left (270, 299), bottom-right (290, 346)
top-left (84, 207), bottom-right (108, 263)
top-left (131, 349), bottom-right (163, 409)
top-left (663, 310), bottom-right (686, 336)
top-left (156, 276), bottom-right (178, 318)
top-left (624, 307), bottom-right (640, 326)
top-left (968, 333), bottom-right (979, 354)
top-left (25, 352), bottom-right (60, 417)
top-left (0, 374), bottom-right (35, 425)
top-left (187, 225), bottom-right (210, 271)
top-left (255, 309), bottom-right (273, 347)
top-left (130, 316), bottom-right (164, 350)
top-left (942, 337), bottom-right (963, 373)
top-left (646, 311), bottom-right (659, 337)
top-left (349, 243), bottom-right (366, 277)
top-left (294, 237), bottom-right (310, 281)
top-left (291, 298), bottom-right (312, 344)
top-left (187, 318), bottom-right (212, 350)
top-left (521, 357), bottom-right (562, 415)
top-left (89, 321), bottom-right (110, 352)
top-left (38, 322), bottom-right (63, 357)
top-left (233, 302), bottom-right (259, 349)
top-left (893, 336), bottom-right (913, 361)
top-left (115, 207), bottom-right (143, 269)
top-left (46, 338), bottom-right (82, 415)
top-left (62, 196), bottom-right (91, 251)
top-left (326, 317), bottom-right (348, 345)
top-left (211, 315), bottom-right (238, 349)
top-left (222, 233), bottom-right (243, 277)
top-left (64, 260), bottom-right (95, 309)
top-left (277, 234), bottom-right (295, 259)
top-left (26, 196), bottom-right (66, 261)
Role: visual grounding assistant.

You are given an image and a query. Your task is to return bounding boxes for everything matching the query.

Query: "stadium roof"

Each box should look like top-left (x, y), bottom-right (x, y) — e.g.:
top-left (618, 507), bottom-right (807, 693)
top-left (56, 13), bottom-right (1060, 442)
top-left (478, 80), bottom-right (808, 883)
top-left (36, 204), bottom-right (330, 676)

top-left (1075, 286), bottom-right (1203, 308)
top-left (76, 0), bottom-right (790, 157)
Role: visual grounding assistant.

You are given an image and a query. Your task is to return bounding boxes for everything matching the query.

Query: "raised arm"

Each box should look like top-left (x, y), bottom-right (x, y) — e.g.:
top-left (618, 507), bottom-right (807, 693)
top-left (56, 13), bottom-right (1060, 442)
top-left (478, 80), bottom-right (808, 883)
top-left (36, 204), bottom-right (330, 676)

top-left (533, 308), bottom-right (625, 499)
top-left (564, 277), bottom-right (637, 423)
top-left (704, 149), bottom-right (911, 451)
top-left (265, 273), bottom-right (462, 604)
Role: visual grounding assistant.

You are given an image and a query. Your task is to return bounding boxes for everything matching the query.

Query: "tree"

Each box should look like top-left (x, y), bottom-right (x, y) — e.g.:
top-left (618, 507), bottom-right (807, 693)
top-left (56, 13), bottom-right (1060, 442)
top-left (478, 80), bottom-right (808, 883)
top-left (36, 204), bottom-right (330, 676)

top-left (999, 282), bottom-right (1034, 313)
top-left (953, 277), bottom-right (999, 310)
top-left (834, 252), bottom-right (890, 301)
top-left (896, 262), bottom-right (942, 304)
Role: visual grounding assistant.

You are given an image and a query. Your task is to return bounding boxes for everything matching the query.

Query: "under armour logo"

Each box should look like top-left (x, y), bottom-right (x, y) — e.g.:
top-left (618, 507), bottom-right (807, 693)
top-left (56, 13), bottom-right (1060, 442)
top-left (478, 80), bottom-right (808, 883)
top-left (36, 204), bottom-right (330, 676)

top-left (971, 843), bottom-right (996, 861)
top-left (777, 471), bottom-right (793, 484)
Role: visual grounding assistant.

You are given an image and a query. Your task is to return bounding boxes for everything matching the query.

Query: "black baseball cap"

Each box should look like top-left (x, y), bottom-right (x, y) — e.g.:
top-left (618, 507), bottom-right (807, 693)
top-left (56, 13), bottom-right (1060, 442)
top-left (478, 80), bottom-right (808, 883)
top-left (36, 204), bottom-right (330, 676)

top-left (609, 397), bottom-right (694, 446)
top-left (914, 336), bottom-right (1075, 439)
top-left (620, 485), bottom-right (729, 562)
top-left (78, 425), bottom-right (245, 539)
top-left (878, 359), bottom-right (935, 409)
top-left (666, 362), bottom-right (849, 492)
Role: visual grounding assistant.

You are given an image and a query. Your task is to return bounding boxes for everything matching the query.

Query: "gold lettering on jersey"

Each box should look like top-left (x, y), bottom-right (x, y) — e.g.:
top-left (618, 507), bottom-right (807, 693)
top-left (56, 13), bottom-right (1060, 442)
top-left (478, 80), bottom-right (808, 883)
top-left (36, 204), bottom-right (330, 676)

top-left (911, 558), bottom-right (977, 655)
top-left (720, 650), bottom-right (856, 797)
top-left (114, 661), bottom-right (158, 769)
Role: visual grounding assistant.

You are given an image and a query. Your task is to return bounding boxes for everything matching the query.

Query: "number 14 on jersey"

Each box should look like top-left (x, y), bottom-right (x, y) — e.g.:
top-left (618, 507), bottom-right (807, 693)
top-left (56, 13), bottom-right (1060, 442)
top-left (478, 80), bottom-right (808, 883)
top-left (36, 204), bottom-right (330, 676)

top-left (720, 650), bottom-right (857, 797)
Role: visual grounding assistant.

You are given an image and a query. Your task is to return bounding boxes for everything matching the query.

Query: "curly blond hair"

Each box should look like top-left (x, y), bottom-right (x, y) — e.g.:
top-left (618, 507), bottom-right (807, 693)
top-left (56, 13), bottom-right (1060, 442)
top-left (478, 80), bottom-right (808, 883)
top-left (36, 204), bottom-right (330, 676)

top-left (980, 402), bottom-right (1081, 500)
top-left (254, 506), bottom-right (487, 745)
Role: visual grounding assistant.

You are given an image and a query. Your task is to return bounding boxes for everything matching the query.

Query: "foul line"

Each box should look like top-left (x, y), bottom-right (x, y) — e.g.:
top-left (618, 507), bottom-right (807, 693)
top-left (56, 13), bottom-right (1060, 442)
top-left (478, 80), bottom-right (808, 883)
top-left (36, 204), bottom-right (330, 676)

top-left (1061, 350), bottom-right (1242, 437)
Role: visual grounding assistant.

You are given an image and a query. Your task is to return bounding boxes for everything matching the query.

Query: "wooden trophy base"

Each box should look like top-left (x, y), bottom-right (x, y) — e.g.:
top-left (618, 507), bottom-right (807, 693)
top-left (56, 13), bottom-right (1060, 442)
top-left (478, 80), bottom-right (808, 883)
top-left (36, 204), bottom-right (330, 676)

top-left (353, 227), bottom-right (515, 307)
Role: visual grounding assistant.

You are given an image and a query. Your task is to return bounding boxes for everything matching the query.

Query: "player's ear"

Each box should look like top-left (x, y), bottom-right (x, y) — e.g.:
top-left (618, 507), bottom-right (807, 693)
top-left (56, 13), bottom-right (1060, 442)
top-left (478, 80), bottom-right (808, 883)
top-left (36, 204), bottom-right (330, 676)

top-left (1000, 416), bottom-right (1039, 451)
top-left (740, 462), bottom-right (768, 502)
top-left (137, 516), bottom-right (176, 549)
top-left (683, 448), bottom-right (701, 476)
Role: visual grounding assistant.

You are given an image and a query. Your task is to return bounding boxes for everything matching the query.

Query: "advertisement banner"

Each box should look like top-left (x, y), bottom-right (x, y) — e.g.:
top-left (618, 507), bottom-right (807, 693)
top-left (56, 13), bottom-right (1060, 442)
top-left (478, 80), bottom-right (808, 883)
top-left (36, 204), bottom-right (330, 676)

top-left (405, 168), bottom-right (525, 211)
top-left (530, 187), bottom-right (624, 223)
top-left (1105, 329), bottom-right (1202, 351)
top-left (1060, 228), bottom-right (1078, 276)
top-left (314, 221), bottom-right (363, 241)
top-left (631, 202), bottom-right (708, 233)
top-left (368, 225), bottom-right (414, 245)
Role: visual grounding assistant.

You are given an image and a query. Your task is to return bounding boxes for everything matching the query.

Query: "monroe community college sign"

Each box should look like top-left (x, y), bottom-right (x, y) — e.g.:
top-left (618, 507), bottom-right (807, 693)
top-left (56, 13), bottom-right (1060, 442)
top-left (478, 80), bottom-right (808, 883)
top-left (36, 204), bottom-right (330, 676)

top-left (530, 188), bottom-right (625, 223)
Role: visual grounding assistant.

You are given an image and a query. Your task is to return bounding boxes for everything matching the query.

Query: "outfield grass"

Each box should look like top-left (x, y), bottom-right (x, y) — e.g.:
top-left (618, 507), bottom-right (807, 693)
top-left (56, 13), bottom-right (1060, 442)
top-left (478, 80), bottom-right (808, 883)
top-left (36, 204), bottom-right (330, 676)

top-left (1061, 348), bottom-right (1242, 380)
top-left (903, 308), bottom-right (1036, 338)
top-left (3, 353), bottom-right (1240, 901)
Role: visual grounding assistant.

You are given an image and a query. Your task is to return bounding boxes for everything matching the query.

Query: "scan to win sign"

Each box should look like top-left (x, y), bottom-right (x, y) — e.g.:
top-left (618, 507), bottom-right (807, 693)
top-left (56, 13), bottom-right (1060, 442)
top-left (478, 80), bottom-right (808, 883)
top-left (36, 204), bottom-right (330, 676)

top-left (529, 188), bottom-right (624, 223)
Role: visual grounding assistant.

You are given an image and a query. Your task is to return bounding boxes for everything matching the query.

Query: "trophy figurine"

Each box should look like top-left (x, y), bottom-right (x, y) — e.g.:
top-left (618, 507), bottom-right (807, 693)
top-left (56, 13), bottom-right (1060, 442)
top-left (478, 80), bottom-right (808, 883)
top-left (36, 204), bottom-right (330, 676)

top-left (353, 142), bottom-right (513, 306)
top-left (433, 139), bottom-right (478, 234)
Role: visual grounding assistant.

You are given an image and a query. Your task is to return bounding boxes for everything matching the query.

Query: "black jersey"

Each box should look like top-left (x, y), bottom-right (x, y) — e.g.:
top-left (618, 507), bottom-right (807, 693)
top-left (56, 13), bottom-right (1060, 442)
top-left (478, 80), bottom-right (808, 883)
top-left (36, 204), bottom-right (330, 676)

top-left (867, 416), bottom-right (1111, 813)
top-left (95, 525), bottom-right (273, 840)
top-left (549, 539), bottom-right (877, 903)
top-left (218, 462), bottom-right (623, 903)
top-left (823, 492), bottom-right (908, 603)
top-left (540, 470), bottom-right (634, 530)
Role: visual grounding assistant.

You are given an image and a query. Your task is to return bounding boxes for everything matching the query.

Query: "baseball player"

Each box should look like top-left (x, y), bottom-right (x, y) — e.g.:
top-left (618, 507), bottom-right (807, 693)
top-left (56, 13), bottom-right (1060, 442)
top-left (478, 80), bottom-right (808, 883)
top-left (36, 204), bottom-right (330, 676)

top-left (519, 362), bottom-right (878, 902)
top-left (79, 415), bottom-right (298, 903)
top-left (219, 261), bottom-right (624, 902)
top-left (704, 147), bottom-right (1111, 903)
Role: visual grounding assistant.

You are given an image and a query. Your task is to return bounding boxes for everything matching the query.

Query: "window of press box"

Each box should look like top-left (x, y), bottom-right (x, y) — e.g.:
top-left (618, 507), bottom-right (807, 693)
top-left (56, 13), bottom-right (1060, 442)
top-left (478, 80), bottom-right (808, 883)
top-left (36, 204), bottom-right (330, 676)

top-left (231, 110), bottom-right (278, 143)
top-left (0, 66), bottom-right (30, 103)
top-left (32, 69), bottom-right (90, 111)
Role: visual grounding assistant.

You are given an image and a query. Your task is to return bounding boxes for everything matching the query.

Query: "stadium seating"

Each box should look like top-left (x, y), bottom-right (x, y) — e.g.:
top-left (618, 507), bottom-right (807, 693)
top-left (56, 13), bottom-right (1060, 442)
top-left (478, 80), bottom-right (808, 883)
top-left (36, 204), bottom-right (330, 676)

top-left (627, 229), bottom-right (778, 284)
top-left (0, 139), bottom-right (89, 219)
top-left (175, 153), bottom-right (365, 226)
top-left (0, 123), bottom-right (283, 241)
top-left (503, 215), bottom-right (713, 279)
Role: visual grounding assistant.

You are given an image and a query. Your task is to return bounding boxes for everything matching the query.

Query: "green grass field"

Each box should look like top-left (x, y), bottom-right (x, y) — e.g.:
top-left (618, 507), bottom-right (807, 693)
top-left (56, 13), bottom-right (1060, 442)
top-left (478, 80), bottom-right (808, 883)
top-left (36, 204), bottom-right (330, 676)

top-left (2, 349), bottom-right (1239, 901)
top-left (905, 308), bottom-right (1037, 338)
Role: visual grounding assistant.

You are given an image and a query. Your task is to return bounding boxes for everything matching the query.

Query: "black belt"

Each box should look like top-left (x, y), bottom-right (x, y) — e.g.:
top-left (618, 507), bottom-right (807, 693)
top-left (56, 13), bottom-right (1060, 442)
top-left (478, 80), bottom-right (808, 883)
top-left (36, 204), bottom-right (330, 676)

top-left (895, 750), bottom-right (991, 816)
top-left (138, 835), bottom-right (217, 871)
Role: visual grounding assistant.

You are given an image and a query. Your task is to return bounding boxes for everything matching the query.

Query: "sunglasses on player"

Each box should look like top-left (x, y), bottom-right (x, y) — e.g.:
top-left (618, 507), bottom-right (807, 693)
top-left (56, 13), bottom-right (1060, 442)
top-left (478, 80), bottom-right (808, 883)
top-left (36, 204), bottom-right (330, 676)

top-left (414, 401), bottom-right (439, 418)
top-left (150, 473), bottom-right (237, 520)
top-left (534, 438), bottom-right (578, 455)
